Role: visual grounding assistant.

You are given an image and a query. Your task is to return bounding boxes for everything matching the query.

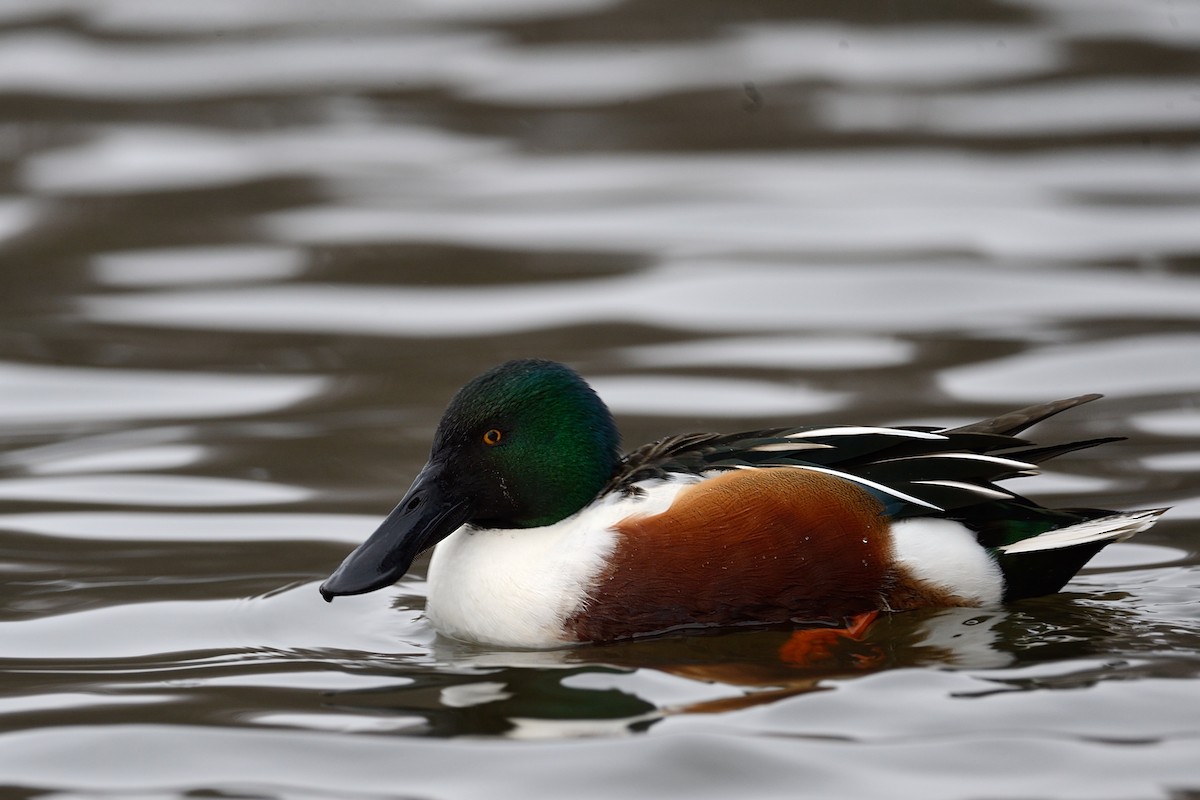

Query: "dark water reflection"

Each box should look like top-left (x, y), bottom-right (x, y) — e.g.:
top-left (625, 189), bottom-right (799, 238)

top-left (2, 1), bottom-right (1200, 798)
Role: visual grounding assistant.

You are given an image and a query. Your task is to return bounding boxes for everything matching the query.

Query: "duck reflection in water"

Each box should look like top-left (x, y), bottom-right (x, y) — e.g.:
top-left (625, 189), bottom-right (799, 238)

top-left (323, 592), bottom-right (1178, 737)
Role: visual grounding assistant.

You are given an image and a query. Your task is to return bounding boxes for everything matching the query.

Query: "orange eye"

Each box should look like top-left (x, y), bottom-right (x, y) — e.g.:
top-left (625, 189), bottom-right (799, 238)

top-left (482, 428), bottom-right (503, 446)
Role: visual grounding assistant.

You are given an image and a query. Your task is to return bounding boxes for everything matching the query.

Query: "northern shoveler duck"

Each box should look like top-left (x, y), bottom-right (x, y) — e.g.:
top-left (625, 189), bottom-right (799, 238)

top-left (320, 359), bottom-right (1165, 649)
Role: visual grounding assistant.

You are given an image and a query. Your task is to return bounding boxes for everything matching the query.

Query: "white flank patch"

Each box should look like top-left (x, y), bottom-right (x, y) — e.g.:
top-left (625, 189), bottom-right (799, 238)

top-left (425, 478), bottom-right (695, 649)
top-left (997, 509), bottom-right (1167, 554)
top-left (890, 518), bottom-right (1004, 605)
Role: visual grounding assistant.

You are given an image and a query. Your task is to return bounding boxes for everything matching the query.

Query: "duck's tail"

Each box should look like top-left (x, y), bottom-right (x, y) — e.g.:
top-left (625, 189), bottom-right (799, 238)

top-left (994, 508), bottom-right (1168, 601)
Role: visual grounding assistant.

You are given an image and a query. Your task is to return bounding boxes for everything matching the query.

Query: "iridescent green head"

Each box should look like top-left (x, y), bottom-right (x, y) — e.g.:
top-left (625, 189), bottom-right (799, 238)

top-left (320, 359), bottom-right (622, 599)
top-left (433, 359), bottom-right (622, 528)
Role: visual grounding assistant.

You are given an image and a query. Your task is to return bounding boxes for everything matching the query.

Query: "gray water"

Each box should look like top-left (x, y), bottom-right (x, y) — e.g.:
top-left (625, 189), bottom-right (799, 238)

top-left (2, 1), bottom-right (1200, 798)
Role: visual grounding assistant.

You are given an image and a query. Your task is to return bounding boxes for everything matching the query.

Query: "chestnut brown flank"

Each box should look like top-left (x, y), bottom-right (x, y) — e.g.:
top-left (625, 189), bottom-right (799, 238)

top-left (566, 468), bottom-right (893, 642)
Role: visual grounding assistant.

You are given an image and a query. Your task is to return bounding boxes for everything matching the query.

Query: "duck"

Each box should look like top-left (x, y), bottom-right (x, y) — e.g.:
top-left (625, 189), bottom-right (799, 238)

top-left (319, 358), bottom-right (1165, 649)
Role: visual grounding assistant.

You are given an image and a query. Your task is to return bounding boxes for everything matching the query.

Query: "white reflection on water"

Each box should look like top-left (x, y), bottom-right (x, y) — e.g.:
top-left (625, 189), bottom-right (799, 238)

top-left (24, 125), bottom-right (1200, 211)
top-left (0, 29), bottom-right (497, 98)
top-left (0, 582), bottom-right (423, 659)
top-left (0, 475), bottom-right (309, 506)
top-left (250, 712), bottom-right (423, 734)
top-left (1027, 0), bottom-right (1200, 44)
top-left (80, 0), bottom-right (619, 30)
top-left (940, 334), bottom-right (1200, 402)
top-left (1001, 470), bottom-right (1116, 497)
top-left (93, 245), bottom-right (306, 287)
top-left (192, 670), bottom-right (407, 692)
top-left (9, 16), bottom-right (1188, 122)
top-left (0, 25), bottom-right (1062, 105)
top-left (24, 444), bottom-right (205, 475)
top-left (1142, 451), bottom-right (1200, 473)
top-left (79, 263), bottom-right (1200, 337)
top-left (1, 426), bottom-right (200, 472)
top-left (740, 662), bottom-right (1200, 744)
top-left (819, 79), bottom-right (1200, 136)
top-left (0, 693), bottom-right (175, 716)
top-left (618, 335), bottom-right (914, 370)
top-left (251, 149), bottom-right (1200, 260)
top-left (1131, 407), bottom-right (1200, 437)
top-left (25, 123), bottom-right (1200, 265)
top-left (17, 0), bottom-right (1196, 45)
top-left (23, 124), bottom-right (503, 195)
top-left (457, 26), bottom-right (1062, 105)
top-left (0, 197), bottom-right (39, 244)
top-left (263, 196), bottom-right (1200, 261)
top-left (0, 511), bottom-right (374, 542)
top-left (1084, 542), bottom-right (1191, 570)
top-left (2, 723), bottom-right (1198, 800)
top-left (0, 361), bottom-right (326, 427)
top-left (587, 374), bottom-right (846, 417)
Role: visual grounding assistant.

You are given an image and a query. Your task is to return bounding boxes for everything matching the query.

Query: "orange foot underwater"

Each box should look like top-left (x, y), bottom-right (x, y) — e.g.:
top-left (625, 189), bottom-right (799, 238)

top-left (779, 612), bottom-right (881, 668)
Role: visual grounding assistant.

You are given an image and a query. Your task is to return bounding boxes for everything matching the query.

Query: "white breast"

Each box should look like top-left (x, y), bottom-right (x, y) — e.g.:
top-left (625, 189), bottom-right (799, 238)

top-left (425, 479), bottom-right (693, 649)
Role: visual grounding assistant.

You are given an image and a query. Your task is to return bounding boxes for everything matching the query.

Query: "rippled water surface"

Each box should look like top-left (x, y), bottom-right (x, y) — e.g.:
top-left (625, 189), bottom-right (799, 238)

top-left (2, 1), bottom-right (1200, 798)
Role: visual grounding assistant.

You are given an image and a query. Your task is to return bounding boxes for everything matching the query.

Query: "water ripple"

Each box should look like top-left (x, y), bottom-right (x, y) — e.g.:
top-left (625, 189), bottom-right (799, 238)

top-left (0, 361), bottom-right (326, 428)
top-left (2, 2), bottom-right (1199, 797)
top-left (79, 263), bottom-right (1200, 338)
top-left (940, 334), bottom-right (1200, 402)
